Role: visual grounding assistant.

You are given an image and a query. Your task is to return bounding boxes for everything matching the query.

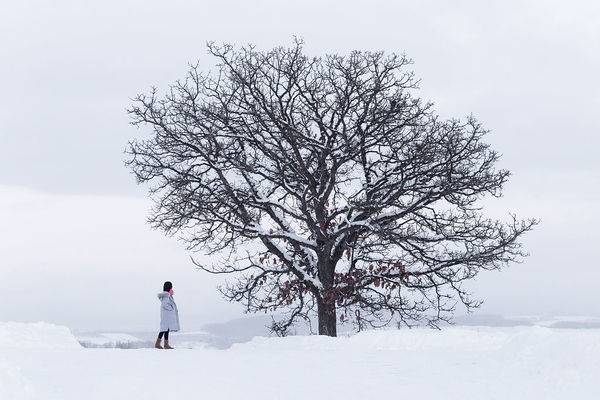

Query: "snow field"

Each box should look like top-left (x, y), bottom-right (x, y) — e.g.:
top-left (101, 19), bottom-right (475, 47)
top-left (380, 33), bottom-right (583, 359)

top-left (1, 322), bottom-right (600, 399)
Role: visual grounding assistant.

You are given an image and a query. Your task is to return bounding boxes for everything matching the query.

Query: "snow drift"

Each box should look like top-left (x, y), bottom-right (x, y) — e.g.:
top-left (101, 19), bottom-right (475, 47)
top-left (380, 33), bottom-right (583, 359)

top-left (0, 322), bottom-right (81, 350)
top-left (0, 322), bottom-right (79, 400)
top-left (240, 325), bottom-right (600, 353)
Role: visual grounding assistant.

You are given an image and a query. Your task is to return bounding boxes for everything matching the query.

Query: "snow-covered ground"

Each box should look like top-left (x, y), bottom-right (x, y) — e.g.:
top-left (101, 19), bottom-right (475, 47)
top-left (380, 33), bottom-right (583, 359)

top-left (2, 321), bottom-right (600, 400)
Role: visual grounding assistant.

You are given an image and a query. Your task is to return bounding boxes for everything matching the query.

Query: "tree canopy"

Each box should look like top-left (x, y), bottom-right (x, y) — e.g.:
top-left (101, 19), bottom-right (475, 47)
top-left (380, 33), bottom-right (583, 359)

top-left (126, 40), bottom-right (536, 336)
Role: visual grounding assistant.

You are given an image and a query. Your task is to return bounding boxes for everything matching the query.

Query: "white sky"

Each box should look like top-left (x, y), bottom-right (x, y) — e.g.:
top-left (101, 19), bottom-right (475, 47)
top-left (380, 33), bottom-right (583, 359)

top-left (1, 0), bottom-right (598, 331)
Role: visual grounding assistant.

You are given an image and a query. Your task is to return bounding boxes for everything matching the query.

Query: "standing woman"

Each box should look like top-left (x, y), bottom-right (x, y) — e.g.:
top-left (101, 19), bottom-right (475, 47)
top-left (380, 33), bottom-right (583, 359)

top-left (155, 281), bottom-right (180, 349)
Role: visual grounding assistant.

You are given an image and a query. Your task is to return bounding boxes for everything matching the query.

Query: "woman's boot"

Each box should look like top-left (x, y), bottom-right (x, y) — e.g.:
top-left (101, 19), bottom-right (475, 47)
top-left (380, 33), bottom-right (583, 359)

top-left (163, 340), bottom-right (174, 349)
top-left (154, 338), bottom-right (163, 349)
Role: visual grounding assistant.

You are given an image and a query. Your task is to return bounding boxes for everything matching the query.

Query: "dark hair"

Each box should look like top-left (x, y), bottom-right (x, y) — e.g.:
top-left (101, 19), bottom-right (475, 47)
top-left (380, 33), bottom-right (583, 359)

top-left (163, 281), bottom-right (173, 292)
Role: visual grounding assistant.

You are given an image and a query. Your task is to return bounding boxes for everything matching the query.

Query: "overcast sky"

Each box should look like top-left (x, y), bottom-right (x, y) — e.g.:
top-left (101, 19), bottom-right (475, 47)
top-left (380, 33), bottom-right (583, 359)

top-left (1, 0), bottom-right (598, 331)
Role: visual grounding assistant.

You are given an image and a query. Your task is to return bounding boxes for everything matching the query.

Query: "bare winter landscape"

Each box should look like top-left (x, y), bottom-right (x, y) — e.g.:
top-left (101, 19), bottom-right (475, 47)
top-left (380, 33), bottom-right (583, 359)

top-left (3, 320), bottom-right (600, 400)
top-left (2, 1), bottom-right (599, 399)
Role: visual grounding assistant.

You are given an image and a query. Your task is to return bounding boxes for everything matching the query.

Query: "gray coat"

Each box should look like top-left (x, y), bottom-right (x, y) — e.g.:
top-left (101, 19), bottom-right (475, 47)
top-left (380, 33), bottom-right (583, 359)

top-left (157, 292), bottom-right (180, 332)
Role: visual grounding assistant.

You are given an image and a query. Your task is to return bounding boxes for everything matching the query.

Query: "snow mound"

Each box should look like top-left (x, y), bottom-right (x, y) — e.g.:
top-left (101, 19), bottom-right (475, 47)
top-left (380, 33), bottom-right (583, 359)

top-left (236, 326), bottom-right (600, 355)
top-left (0, 322), bottom-right (81, 349)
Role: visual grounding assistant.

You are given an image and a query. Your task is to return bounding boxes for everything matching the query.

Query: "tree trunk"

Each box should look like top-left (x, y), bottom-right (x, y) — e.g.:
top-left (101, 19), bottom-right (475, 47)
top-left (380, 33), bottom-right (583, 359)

top-left (317, 298), bottom-right (337, 337)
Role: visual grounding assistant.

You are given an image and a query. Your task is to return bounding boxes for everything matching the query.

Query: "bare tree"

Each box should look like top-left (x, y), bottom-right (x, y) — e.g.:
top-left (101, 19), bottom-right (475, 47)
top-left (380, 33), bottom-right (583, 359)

top-left (126, 40), bottom-right (537, 337)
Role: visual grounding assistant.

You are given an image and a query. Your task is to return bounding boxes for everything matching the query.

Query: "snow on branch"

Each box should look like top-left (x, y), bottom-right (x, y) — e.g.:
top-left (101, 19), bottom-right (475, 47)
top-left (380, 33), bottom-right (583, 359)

top-left (127, 40), bottom-right (537, 336)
